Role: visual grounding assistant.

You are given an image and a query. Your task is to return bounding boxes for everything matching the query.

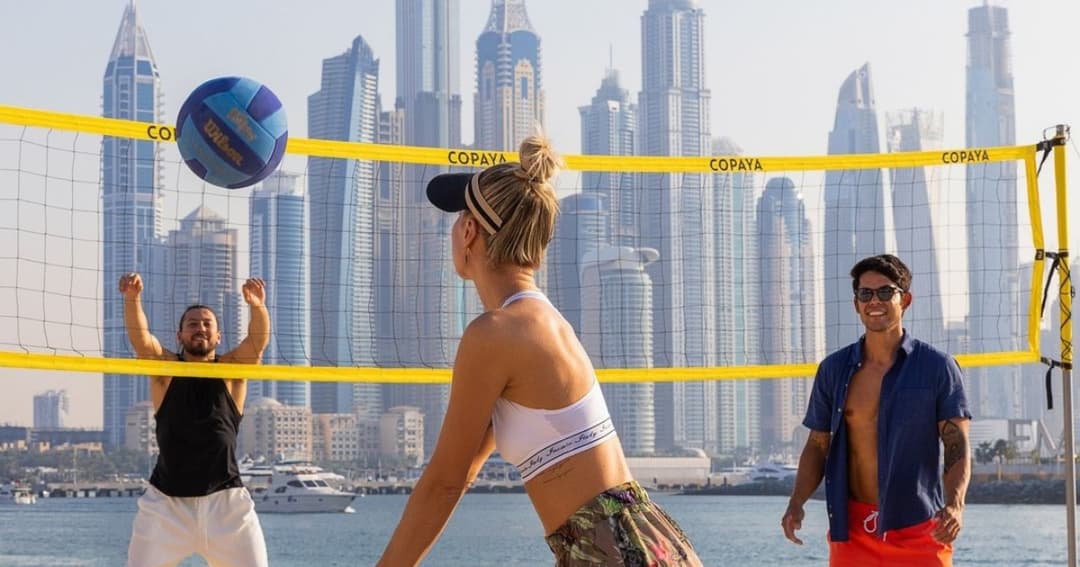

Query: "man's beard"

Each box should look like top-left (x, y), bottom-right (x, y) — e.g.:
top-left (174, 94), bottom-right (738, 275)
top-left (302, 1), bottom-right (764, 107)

top-left (182, 338), bottom-right (213, 356)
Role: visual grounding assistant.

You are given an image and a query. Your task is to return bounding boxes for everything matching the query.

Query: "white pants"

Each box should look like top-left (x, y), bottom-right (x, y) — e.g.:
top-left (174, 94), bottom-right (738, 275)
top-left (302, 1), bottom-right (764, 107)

top-left (126, 485), bottom-right (268, 567)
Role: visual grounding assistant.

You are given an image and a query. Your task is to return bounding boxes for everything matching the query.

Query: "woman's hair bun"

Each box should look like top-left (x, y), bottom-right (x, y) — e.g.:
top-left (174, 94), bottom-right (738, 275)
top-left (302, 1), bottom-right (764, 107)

top-left (518, 130), bottom-right (562, 185)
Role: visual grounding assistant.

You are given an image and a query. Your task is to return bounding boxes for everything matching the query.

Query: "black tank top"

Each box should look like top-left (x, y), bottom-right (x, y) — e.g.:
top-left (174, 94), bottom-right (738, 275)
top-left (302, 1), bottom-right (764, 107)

top-left (149, 354), bottom-right (243, 497)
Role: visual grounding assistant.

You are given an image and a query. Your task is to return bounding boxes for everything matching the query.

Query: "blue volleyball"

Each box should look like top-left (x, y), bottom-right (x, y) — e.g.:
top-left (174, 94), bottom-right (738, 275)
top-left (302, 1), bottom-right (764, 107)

top-left (175, 77), bottom-right (288, 189)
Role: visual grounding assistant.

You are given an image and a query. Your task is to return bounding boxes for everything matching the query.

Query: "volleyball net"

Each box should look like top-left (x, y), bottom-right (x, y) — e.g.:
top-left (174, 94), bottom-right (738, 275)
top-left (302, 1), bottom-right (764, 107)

top-left (0, 104), bottom-right (1070, 386)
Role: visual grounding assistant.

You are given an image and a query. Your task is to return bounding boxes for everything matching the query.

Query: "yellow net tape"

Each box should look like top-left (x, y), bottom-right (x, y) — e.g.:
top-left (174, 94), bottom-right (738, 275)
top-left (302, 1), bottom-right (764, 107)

top-left (0, 104), bottom-right (1032, 172)
top-left (0, 104), bottom-right (1048, 382)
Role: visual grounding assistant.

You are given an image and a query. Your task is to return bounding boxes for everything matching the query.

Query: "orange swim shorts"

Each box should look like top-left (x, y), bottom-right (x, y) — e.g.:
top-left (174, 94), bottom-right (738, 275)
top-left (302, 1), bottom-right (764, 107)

top-left (828, 500), bottom-right (952, 567)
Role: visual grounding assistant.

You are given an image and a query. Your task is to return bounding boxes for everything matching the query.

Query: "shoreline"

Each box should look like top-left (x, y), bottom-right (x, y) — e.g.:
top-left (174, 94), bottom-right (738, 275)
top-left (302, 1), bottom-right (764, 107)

top-left (25, 477), bottom-right (1080, 505)
top-left (676, 478), bottom-right (1080, 505)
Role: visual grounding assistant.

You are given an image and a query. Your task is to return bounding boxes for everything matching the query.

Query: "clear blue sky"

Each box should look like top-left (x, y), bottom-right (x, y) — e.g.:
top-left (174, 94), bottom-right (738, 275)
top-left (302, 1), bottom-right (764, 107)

top-left (0, 0), bottom-right (1077, 427)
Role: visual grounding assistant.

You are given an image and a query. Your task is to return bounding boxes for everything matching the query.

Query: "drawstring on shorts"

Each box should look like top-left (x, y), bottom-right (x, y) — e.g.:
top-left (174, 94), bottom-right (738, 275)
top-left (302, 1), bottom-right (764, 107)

top-left (862, 510), bottom-right (878, 535)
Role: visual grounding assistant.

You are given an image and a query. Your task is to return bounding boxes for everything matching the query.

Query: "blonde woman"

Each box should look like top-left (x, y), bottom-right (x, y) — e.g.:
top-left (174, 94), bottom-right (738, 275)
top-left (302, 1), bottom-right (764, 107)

top-left (377, 134), bottom-right (701, 566)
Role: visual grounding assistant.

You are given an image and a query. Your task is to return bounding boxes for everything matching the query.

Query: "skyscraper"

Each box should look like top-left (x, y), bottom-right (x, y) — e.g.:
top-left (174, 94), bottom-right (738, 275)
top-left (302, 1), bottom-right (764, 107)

top-left (886, 109), bottom-right (947, 347)
top-left (101, 1), bottom-right (164, 448)
top-left (396, 0), bottom-right (462, 148)
top-left (823, 63), bottom-right (886, 354)
top-left (375, 102), bottom-right (408, 373)
top-left (579, 68), bottom-right (638, 247)
top-left (965, 2), bottom-right (1022, 419)
top-left (474, 0), bottom-right (544, 151)
top-left (391, 0), bottom-right (464, 457)
top-left (711, 137), bottom-right (760, 454)
top-left (34, 390), bottom-right (68, 429)
top-left (307, 36), bottom-right (382, 416)
top-left (639, 0), bottom-right (716, 454)
top-left (580, 246), bottom-right (659, 455)
top-left (551, 67), bottom-right (639, 333)
top-left (547, 193), bottom-right (609, 332)
top-left (162, 207), bottom-right (242, 358)
top-left (374, 97), bottom-right (459, 457)
top-left (249, 171), bottom-right (309, 407)
top-left (757, 178), bottom-right (816, 451)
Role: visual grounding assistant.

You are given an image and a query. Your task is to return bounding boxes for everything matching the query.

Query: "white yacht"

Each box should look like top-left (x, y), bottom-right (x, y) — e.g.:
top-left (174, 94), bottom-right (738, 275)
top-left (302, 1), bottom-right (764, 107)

top-left (252, 466), bottom-right (356, 514)
top-left (715, 465), bottom-right (755, 486)
top-left (238, 459), bottom-right (275, 493)
top-left (0, 483), bottom-right (37, 505)
top-left (749, 462), bottom-right (799, 482)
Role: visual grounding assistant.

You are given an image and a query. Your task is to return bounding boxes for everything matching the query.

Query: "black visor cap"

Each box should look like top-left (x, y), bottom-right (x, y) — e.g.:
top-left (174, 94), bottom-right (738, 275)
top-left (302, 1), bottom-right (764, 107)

top-left (426, 172), bottom-right (475, 213)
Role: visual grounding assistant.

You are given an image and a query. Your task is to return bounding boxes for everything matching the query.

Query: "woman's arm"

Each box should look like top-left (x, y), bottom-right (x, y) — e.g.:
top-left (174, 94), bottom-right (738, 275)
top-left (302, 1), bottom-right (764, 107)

top-left (376, 316), bottom-right (508, 567)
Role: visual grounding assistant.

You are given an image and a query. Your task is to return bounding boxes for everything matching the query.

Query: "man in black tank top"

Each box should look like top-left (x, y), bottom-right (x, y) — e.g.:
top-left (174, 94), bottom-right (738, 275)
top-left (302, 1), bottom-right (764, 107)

top-left (119, 272), bottom-right (271, 567)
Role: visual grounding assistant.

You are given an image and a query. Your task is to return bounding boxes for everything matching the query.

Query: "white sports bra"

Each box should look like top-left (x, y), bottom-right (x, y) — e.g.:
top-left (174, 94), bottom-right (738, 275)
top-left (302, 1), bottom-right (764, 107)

top-left (490, 290), bottom-right (617, 482)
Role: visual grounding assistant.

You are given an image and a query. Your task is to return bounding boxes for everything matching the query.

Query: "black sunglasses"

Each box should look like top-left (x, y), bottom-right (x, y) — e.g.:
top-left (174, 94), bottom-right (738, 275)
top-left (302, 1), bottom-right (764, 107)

top-left (855, 286), bottom-right (904, 303)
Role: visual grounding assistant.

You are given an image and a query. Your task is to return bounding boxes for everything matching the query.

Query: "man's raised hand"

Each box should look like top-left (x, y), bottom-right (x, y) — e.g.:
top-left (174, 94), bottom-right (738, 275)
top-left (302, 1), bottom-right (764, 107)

top-left (242, 278), bottom-right (266, 308)
top-left (119, 272), bottom-right (143, 299)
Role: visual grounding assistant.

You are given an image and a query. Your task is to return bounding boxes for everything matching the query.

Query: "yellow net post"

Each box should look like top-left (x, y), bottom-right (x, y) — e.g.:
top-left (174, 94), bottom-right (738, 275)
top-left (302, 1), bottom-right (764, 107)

top-left (1050, 124), bottom-right (1076, 567)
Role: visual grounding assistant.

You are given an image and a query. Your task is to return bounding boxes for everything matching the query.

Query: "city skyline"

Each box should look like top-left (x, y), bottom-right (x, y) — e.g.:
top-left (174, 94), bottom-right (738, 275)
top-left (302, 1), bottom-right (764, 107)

top-left (0, 0), bottom-right (1078, 429)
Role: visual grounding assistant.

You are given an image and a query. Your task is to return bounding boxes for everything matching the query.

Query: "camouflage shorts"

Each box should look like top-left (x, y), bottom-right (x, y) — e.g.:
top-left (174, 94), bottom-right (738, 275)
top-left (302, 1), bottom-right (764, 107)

top-left (544, 481), bottom-right (702, 566)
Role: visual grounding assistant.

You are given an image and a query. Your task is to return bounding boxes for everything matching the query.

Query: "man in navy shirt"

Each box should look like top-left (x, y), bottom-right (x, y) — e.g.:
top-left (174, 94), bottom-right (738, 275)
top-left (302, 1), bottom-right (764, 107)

top-left (781, 254), bottom-right (971, 566)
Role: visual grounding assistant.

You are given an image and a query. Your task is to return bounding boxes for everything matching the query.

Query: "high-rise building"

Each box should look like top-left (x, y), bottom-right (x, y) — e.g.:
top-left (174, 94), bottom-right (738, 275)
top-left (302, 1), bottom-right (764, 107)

top-left (101, 1), bottom-right (165, 448)
top-left (33, 390), bottom-right (68, 429)
top-left (162, 206), bottom-right (242, 354)
top-left (474, 0), bottom-right (544, 151)
top-left (579, 68), bottom-right (638, 246)
top-left (374, 102), bottom-right (409, 374)
top-left (711, 137), bottom-right (760, 454)
top-left (547, 193), bottom-right (609, 332)
top-left (249, 171), bottom-right (309, 407)
top-left (396, 0), bottom-right (462, 148)
top-left (965, 2), bottom-right (1022, 419)
top-left (372, 99), bottom-right (453, 435)
top-left (390, 0), bottom-right (466, 457)
top-left (823, 63), bottom-right (886, 355)
top-left (549, 67), bottom-right (639, 333)
top-left (757, 178), bottom-right (817, 452)
top-left (639, 0), bottom-right (716, 454)
top-left (886, 109), bottom-right (948, 347)
top-left (307, 36), bottom-right (382, 416)
top-left (580, 246), bottom-right (659, 455)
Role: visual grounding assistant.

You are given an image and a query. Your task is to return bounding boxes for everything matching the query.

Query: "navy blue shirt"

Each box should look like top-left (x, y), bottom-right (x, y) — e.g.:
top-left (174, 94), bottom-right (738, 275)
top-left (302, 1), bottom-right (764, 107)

top-left (803, 331), bottom-right (971, 541)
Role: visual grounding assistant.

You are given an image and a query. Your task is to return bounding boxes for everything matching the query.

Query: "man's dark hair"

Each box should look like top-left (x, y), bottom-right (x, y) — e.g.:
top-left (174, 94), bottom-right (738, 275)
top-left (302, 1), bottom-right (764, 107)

top-left (178, 304), bottom-right (219, 331)
top-left (850, 254), bottom-right (912, 292)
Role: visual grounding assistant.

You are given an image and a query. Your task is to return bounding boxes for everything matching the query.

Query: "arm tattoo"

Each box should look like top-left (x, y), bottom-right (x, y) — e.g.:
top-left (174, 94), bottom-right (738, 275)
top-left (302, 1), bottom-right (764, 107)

top-left (941, 420), bottom-right (968, 474)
